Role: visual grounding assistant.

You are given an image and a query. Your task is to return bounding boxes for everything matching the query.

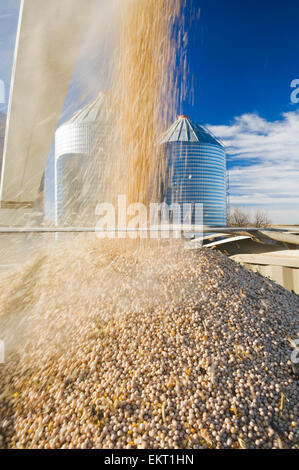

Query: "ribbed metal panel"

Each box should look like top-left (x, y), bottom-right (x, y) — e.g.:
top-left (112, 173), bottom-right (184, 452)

top-left (232, 251), bottom-right (299, 295)
top-left (55, 153), bottom-right (83, 226)
top-left (162, 117), bottom-right (227, 227)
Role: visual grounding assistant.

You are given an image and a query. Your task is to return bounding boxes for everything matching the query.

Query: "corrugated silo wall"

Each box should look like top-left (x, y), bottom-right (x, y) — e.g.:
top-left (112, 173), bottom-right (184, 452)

top-left (55, 122), bottom-right (108, 227)
top-left (164, 142), bottom-right (227, 227)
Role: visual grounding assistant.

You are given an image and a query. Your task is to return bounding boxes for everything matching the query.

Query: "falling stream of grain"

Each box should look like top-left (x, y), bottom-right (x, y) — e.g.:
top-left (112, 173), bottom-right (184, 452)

top-left (59, 0), bottom-right (187, 226)
top-left (0, 0), bottom-right (188, 341)
top-left (0, 0), bottom-right (190, 358)
top-left (103, 0), bottom-right (186, 207)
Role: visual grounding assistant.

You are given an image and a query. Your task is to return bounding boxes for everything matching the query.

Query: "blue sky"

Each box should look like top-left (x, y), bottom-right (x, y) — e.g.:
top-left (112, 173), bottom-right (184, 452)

top-left (186, 0), bottom-right (299, 223)
top-left (185, 0), bottom-right (299, 124)
top-left (0, 0), bottom-right (299, 223)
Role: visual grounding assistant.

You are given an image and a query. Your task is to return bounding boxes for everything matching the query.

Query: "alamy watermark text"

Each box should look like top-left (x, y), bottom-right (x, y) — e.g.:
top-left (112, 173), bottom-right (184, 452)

top-left (290, 79), bottom-right (299, 104)
top-left (95, 195), bottom-right (203, 240)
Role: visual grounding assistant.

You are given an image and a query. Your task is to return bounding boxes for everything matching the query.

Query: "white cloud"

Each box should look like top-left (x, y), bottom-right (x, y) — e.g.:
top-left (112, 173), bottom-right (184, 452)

top-left (208, 111), bottom-right (299, 224)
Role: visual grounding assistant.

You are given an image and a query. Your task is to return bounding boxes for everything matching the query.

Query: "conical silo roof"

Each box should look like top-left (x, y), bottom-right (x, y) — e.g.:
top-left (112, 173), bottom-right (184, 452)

top-left (63, 92), bottom-right (109, 126)
top-left (161, 115), bottom-right (223, 147)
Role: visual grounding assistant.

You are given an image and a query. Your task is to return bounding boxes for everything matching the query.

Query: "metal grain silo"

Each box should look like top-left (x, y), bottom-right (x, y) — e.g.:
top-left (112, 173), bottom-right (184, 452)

top-left (55, 92), bottom-right (109, 227)
top-left (161, 115), bottom-right (227, 227)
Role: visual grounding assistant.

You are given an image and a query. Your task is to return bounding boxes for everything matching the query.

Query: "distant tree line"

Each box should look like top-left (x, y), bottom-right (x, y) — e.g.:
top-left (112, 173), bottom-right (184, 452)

top-left (227, 207), bottom-right (271, 228)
